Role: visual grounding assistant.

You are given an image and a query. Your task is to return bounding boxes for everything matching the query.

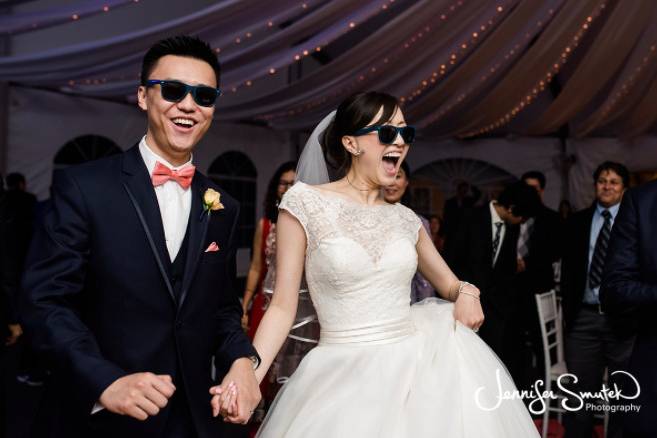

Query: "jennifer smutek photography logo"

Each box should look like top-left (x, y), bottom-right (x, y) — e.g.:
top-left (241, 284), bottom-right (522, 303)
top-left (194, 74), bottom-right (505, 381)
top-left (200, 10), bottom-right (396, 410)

top-left (474, 369), bottom-right (642, 415)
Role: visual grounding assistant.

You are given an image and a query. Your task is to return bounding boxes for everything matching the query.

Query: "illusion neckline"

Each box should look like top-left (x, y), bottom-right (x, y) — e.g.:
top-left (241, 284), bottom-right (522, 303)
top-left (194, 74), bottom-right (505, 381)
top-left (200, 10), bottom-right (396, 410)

top-left (297, 182), bottom-right (397, 209)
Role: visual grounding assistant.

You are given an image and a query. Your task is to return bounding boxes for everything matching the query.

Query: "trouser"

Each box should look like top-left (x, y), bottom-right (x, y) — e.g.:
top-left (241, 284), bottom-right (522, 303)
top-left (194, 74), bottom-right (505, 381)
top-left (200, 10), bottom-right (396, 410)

top-left (564, 306), bottom-right (635, 438)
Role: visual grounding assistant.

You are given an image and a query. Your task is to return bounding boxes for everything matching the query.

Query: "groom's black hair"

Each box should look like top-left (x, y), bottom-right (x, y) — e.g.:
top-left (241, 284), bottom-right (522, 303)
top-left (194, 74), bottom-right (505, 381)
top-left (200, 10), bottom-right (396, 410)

top-left (497, 181), bottom-right (541, 219)
top-left (140, 35), bottom-right (221, 86)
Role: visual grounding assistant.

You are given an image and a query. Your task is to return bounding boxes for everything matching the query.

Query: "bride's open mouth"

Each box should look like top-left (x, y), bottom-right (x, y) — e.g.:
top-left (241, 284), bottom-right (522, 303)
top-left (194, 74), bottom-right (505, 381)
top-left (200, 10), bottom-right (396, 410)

top-left (382, 152), bottom-right (401, 176)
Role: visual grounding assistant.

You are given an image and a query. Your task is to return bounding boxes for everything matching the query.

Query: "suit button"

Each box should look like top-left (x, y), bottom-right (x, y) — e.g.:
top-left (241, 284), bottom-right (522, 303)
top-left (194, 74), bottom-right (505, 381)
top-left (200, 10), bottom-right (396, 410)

top-left (175, 320), bottom-right (184, 329)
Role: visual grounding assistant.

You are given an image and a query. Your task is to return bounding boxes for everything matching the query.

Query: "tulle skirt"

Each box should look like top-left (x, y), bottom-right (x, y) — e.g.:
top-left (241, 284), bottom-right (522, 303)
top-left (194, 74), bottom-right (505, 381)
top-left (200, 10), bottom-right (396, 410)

top-left (256, 298), bottom-right (539, 437)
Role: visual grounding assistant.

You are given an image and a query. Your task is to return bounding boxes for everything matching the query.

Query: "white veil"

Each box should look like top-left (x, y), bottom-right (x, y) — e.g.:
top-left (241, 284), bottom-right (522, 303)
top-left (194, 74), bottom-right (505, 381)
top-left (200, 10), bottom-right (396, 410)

top-left (295, 110), bottom-right (336, 185)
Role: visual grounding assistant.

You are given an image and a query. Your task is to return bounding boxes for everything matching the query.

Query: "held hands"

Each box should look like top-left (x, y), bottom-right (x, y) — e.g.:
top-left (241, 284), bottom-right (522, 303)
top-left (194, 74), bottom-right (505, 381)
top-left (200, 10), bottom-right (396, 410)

top-left (452, 283), bottom-right (484, 332)
top-left (241, 313), bottom-right (250, 332)
top-left (209, 357), bottom-right (261, 424)
top-left (99, 373), bottom-right (176, 421)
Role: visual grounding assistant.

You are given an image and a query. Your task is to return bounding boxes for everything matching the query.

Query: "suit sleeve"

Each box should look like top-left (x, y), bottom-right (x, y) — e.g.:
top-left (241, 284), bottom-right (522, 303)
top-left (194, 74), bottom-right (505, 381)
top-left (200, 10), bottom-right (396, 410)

top-left (21, 171), bottom-right (125, 410)
top-left (214, 203), bottom-right (259, 372)
top-left (600, 189), bottom-right (657, 315)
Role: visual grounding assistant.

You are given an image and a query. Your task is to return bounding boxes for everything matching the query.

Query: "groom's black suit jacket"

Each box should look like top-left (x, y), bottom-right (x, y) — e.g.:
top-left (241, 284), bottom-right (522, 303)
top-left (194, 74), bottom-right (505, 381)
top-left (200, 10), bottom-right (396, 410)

top-left (601, 180), bottom-right (657, 437)
top-left (443, 205), bottom-right (520, 357)
top-left (21, 146), bottom-right (257, 437)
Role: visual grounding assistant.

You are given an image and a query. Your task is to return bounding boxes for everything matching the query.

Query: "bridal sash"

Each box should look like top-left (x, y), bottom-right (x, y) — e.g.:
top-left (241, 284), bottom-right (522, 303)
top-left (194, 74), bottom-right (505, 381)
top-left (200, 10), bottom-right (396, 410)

top-left (319, 317), bottom-right (414, 345)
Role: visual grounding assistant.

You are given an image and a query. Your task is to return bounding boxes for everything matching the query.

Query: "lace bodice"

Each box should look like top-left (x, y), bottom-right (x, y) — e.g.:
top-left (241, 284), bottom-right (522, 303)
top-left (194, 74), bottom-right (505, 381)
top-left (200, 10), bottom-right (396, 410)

top-left (279, 182), bottom-right (421, 333)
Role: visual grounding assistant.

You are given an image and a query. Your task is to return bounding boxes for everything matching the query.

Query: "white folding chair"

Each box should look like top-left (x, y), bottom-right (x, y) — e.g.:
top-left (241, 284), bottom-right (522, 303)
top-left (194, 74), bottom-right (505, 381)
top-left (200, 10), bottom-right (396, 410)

top-left (535, 290), bottom-right (568, 438)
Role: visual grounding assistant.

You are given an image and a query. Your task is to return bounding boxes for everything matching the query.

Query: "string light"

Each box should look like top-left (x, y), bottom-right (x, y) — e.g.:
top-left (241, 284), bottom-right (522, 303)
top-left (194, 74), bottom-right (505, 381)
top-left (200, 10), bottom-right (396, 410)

top-left (261, 0), bottom-right (469, 118)
top-left (8, 1), bottom-right (142, 34)
top-left (462, 2), bottom-right (607, 137)
top-left (598, 44), bottom-right (657, 119)
top-left (399, 0), bottom-right (502, 104)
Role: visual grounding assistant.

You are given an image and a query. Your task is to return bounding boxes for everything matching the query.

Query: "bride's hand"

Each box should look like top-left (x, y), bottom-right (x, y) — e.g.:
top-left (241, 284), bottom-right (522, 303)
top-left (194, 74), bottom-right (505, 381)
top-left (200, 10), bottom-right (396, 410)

top-left (210, 381), bottom-right (238, 419)
top-left (452, 284), bottom-right (484, 332)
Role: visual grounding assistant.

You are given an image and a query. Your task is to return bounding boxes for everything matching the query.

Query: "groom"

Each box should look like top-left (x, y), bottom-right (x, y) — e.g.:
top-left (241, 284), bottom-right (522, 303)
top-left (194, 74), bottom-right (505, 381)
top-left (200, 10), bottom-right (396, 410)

top-left (21, 36), bottom-right (260, 437)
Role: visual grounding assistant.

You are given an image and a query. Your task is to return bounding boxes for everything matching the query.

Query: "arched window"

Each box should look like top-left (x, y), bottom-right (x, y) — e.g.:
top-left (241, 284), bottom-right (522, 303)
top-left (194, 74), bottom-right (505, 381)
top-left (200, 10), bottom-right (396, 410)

top-left (208, 151), bottom-right (257, 248)
top-left (411, 158), bottom-right (517, 217)
top-left (54, 135), bottom-right (121, 168)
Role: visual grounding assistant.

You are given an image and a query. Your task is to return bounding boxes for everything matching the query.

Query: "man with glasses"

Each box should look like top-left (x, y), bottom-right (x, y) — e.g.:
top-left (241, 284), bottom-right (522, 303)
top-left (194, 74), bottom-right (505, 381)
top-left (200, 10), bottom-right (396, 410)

top-left (22, 36), bottom-right (260, 438)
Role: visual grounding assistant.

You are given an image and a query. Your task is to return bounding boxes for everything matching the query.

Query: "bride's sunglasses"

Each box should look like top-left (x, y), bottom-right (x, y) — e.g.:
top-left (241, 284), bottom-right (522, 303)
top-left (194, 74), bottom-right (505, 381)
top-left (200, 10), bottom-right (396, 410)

top-left (146, 79), bottom-right (222, 107)
top-left (353, 124), bottom-right (416, 145)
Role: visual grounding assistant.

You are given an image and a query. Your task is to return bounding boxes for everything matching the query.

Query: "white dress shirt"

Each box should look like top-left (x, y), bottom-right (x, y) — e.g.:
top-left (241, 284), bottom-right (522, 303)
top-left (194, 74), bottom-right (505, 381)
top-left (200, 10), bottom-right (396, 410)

top-left (489, 201), bottom-right (506, 266)
top-left (139, 136), bottom-right (193, 261)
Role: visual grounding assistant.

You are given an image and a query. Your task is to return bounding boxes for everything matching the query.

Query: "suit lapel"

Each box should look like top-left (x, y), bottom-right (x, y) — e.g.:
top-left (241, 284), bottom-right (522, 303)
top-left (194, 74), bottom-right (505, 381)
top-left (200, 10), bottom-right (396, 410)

top-left (121, 146), bottom-right (175, 304)
top-left (581, 206), bottom-right (596, 274)
top-left (178, 172), bottom-right (211, 309)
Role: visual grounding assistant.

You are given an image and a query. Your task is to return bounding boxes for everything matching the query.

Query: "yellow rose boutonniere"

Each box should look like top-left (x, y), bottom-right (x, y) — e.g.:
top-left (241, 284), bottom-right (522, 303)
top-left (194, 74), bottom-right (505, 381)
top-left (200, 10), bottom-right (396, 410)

top-left (203, 188), bottom-right (224, 215)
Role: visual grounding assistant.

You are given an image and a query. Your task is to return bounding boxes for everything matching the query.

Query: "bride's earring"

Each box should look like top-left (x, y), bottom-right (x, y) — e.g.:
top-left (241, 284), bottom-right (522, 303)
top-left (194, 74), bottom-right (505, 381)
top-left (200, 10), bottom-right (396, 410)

top-left (352, 149), bottom-right (363, 157)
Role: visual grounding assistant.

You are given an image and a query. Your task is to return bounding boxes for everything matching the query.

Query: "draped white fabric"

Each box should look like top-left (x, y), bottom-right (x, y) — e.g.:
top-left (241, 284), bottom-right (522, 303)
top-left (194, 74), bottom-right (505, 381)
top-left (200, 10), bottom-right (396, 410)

top-left (3, 0), bottom-right (656, 136)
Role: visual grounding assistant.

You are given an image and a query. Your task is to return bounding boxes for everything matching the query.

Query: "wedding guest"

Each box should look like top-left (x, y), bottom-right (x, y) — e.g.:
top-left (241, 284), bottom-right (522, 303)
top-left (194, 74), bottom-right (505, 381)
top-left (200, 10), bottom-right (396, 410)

top-left (601, 175), bottom-right (657, 438)
top-left (383, 161), bottom-right (437, 302)
top-left (0, 173), bottom-right (36, 347)
top-left (442, 180), bottom-right (481, 240)
top-left (559, 199), bottom-right (573, 221)
top-left (561, 161), bottom-right (634, 438)
top-left (444, 181), bottom-right (540, 368)
top-left (511, 171), bottom-right (562, 386)
top-left (429, 215), bottom-right (444, 252)
top-left (241, 161), bottom-right (297, 337)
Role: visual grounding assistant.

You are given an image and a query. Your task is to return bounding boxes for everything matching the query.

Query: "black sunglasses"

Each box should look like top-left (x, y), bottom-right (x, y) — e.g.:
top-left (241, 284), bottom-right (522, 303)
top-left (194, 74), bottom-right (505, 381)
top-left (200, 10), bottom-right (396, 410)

top-left (353, 124), bottom-right (416, 145)
top-left (145, 79), bottom-right (222, 107)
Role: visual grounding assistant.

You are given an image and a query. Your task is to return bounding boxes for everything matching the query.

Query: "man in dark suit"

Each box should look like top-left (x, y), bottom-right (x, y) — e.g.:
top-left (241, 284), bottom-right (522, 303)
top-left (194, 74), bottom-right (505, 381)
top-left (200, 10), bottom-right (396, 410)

top-left (512, 171), bottom-right (562, 386)
top-left (442, 180), bottom-right (481, 240)
top-left (444, 181), bottom-right (540, 367)
top-left (0, 173), bottom-right (37, 347)
top-left (21, 36), bottom-right (260, 438)
top-left (561, 161), bottom-right (634, 438)
top-left (601, 178), bottom-right (657, 438)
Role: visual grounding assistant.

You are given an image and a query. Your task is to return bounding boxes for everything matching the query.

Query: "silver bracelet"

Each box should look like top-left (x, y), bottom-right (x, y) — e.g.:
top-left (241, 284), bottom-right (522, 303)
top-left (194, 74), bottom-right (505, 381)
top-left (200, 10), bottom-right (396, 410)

top-left (458, 281), bottom-right (480, 300)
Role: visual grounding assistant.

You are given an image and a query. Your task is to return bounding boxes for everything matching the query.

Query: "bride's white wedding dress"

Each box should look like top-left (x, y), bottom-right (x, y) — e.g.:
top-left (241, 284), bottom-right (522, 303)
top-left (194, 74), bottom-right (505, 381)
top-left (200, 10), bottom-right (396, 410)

top-left (257, 182), bottom-right (539, 437)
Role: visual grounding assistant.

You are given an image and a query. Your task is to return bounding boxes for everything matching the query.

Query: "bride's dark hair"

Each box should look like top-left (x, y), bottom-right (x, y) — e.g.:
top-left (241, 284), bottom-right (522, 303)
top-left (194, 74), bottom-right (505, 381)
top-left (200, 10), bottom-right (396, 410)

top-left (321, 91), bottom-right (399, 176)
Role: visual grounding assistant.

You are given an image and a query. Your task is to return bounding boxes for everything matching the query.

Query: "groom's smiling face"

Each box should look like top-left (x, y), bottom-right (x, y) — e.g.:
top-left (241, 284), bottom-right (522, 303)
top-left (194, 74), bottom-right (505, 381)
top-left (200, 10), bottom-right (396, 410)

top-left (138, 55), bottom-right (216, 165)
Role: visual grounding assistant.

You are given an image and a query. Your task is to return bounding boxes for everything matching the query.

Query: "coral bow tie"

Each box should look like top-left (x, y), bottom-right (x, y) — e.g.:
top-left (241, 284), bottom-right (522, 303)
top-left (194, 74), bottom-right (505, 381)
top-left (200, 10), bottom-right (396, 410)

top-left (151, 161), bottom-right (195, 189)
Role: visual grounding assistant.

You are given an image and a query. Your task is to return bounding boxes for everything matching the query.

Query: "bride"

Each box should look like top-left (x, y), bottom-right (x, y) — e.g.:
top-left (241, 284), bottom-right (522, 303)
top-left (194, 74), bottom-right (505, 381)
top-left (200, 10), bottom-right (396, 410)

top-left (213, 91), bottom-right (539, 437)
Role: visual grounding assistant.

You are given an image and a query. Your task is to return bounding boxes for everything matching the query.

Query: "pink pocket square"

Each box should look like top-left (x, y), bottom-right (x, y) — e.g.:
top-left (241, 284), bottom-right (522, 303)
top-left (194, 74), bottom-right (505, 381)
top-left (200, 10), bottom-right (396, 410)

top-left (205, 242), bottom-right (219, 253)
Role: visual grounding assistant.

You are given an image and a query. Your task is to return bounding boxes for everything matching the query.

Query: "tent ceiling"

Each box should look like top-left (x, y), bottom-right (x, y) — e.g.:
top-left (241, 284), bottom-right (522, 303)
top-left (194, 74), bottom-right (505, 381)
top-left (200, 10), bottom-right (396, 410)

top-left (2, 0), bottom-right (656, 137)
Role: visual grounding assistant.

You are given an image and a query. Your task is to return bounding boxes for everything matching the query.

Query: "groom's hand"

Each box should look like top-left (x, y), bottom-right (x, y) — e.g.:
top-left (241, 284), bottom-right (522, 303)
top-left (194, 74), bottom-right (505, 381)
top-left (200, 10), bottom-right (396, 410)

top-left (210, 358), bottom-right (260, 424)
top-left (99, 372), bottom-right (176, 421)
